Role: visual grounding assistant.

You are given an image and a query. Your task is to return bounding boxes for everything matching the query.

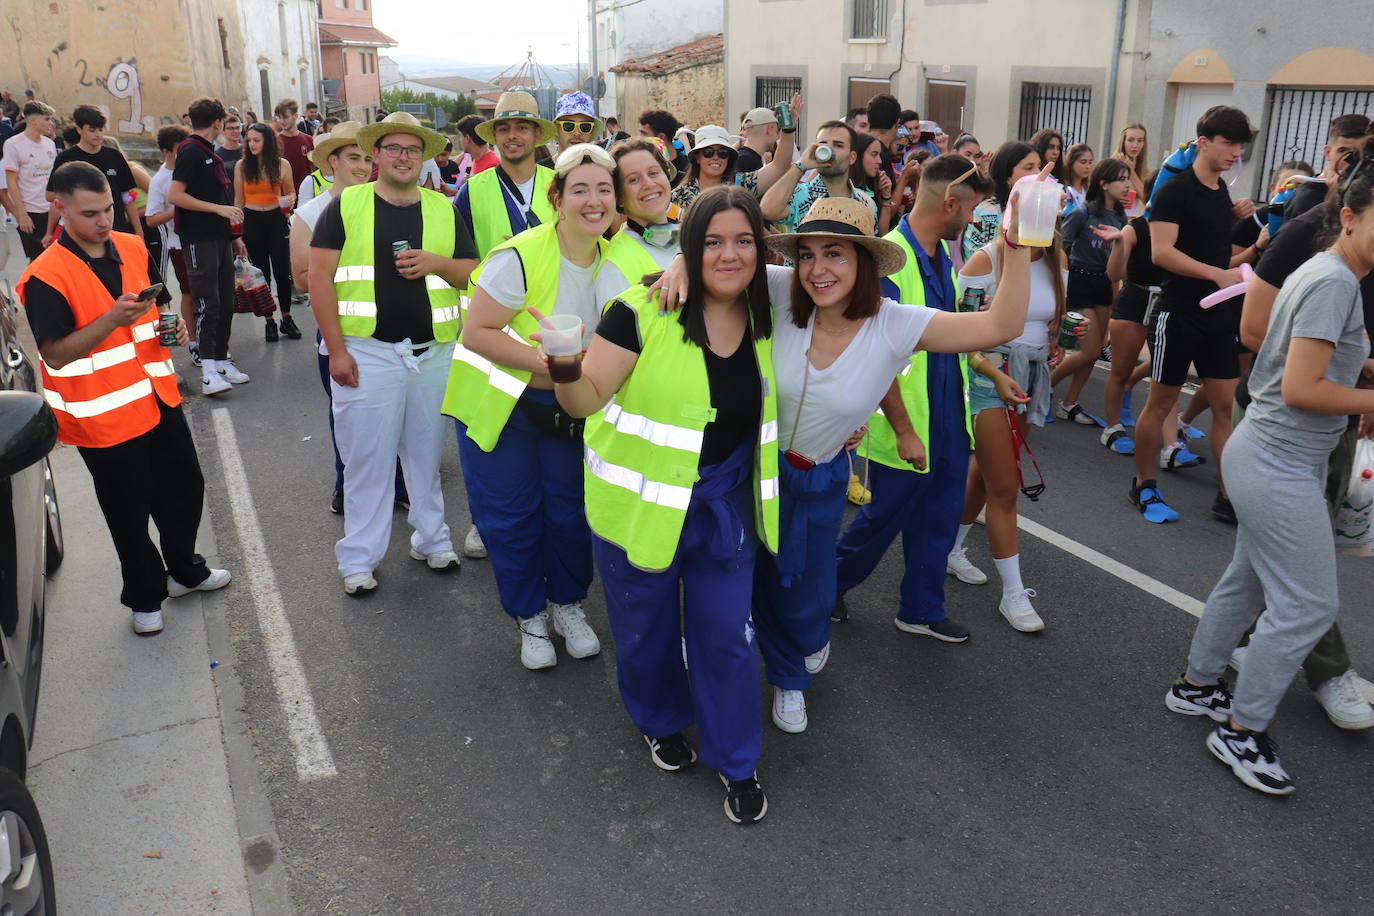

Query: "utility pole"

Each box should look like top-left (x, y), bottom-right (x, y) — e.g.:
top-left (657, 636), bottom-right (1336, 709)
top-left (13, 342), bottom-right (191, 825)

top-left (589, 0), bottom-right (599, 117)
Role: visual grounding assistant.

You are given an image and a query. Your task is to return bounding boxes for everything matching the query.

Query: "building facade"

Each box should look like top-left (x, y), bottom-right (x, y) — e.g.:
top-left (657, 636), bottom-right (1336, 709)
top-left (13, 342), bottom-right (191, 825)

top-left (594, 0), bottom-right (723, 122)
top-left (724, 0), bottom-right (1374, 200)
top-left (610, 36), bottom-right (725, 132)
top-left (240, 0), bottom-right (323, 120)
top-left (318, 0), bottom-right (395, 123)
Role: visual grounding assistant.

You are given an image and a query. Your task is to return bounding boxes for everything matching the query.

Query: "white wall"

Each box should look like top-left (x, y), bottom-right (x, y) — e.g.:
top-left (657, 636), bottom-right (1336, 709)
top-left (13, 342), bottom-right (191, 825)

top-left (596, 0), bottom-right (723, 120)
top-left (237, 0), bottom-right (322, 115)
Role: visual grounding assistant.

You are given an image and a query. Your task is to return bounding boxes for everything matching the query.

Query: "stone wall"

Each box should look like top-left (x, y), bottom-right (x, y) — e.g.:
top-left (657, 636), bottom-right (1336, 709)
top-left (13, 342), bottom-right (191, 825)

top-left (614, 61), bottom-right (725, 131)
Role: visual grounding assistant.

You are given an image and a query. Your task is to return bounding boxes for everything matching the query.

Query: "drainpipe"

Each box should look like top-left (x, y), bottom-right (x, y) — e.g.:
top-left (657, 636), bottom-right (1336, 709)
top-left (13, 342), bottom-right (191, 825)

top-left (1102, 0), bottom-right (1128, 152)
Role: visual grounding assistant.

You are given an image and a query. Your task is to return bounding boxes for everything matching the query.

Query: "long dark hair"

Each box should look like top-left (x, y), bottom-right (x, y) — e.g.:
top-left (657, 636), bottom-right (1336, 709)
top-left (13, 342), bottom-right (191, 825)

top-left (1028, 128), bottom-right (1065, 182)
top-left (675, 185), bottom-right (772, 346)
top-left (1086, 157), bottom-right (1130, 216)
top-left (990, 142), bottom-right (1036, 208)
top-left (1317, 143), bottom-right (1374, 249)
top-left (685, 144), bottom-right (737, 187)
top-left (242, 123), bottom-right (282, 185)
top-left (850, 132), bottom-right (879, 194)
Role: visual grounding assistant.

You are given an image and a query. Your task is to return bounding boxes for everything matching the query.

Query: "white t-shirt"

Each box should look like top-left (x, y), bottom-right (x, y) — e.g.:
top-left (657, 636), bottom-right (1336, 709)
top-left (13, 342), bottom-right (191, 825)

top-left (418, 159), bottom-right (441, 190)
top-left (766, 265), bottom-right (938, 463)
top-left (955, 242), bottom-right (1063, 348)
top-left (298, 170), bottom-right (333, 206)
top-left (291, 189), bottom-right (335, 233)
top-left (1, 133), bottom-right (56, 213)
top-left (478, 247), bottom-right (601, 347)
top-left (146, 164), bottom-right (180, 250)
top-left (593, 228), bottom-right (680, 312)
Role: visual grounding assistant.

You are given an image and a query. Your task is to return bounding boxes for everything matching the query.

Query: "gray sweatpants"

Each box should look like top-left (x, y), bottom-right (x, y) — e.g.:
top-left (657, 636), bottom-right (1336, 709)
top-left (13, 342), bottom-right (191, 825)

top-left (1186, 421), bottom-right (1339, 731)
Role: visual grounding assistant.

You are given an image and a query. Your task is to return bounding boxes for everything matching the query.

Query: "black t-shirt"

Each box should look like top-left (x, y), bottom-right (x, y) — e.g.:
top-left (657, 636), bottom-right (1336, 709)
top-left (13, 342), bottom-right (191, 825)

top-left (878, 144), bottom-right (897, 191)
top-left (1282, 179), bottom-right (1327, 223)
top-left (172, 135), bottom-right (232, 244)
top-left (215, 144), bottom-right (243, 174)
top-left (311, 191), bottom-right (478, 344)
top-left (1125, 215), bottom-right (1161, 287)
top-left (22, 231), bottom-right (170, 344)
top-left (734, 146), bottom-right (764, 175)
top-left (437, 160), bottom-right (462, 184)
top-left (1149, 166), bottom-right (1233, 312)
top-left (597, 300), bottom-right (763, 466)
top-left (47, 145), bottom-right (138, 233)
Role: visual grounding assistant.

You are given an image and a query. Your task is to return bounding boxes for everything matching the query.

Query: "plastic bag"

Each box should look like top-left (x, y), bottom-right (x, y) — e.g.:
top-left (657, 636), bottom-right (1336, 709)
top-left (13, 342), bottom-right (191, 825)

top-left (234, 257), bottom-right (267, 291)
top-left (1334, 437), bottom-right (1374, 556)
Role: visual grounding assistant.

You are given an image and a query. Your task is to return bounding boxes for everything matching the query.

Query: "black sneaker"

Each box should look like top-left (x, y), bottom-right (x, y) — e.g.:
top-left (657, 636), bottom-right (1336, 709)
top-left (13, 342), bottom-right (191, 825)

top-left (329, 491), bottom-right (344, 515)
top-left (894, 616), bottom-right (970, 643)
top-left (264, 318), bottom-right (279, 342)
top-left (279, 313), bottom-right (303, 339)
top-left (1165, 674), bottom-right (1233, 722)
top-left (1206, 724), bottom-right (1295, 795)
top-left (831, 595), bottom-right (849, 623)
top-left (644, 732), bottom-right (697, 772)
top-left (720, 773), bottom-right (768, 824)
top-left (1211, 492), bottom-right (1237, 525)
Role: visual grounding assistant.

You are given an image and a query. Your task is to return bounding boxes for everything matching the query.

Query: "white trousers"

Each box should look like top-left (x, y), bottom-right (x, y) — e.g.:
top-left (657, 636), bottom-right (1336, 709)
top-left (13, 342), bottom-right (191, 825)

top-left (331, 336), bottom-right (455, 577)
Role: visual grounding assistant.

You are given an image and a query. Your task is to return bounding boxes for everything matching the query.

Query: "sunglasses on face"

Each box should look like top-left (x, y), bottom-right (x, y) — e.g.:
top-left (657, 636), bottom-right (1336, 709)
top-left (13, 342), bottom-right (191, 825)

top-left (696, 148), bottom-right (731, 160)
top-left (557, 120), bottom-right (596, 134)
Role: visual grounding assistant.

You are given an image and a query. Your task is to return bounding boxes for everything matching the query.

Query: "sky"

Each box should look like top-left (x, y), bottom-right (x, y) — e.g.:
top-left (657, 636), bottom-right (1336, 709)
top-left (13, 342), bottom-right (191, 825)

top-left (373, 0), bottom-right (586, 68)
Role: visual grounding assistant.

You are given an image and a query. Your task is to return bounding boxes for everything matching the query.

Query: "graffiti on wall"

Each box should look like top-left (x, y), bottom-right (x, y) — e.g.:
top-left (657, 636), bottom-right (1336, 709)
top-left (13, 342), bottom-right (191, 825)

top-left (72, 56), bottom-right (157, 134)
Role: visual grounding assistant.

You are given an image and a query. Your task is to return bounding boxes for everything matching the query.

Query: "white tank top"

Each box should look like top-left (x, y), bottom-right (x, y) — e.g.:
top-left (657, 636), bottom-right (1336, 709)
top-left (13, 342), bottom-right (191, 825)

top-left (955, 242), bottom-right (1063, 348)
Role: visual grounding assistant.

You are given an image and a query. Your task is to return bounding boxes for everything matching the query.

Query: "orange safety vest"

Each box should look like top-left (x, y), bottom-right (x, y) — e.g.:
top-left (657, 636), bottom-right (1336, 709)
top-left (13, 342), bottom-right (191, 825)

top-left (16, 231), bottom-right (180, 448)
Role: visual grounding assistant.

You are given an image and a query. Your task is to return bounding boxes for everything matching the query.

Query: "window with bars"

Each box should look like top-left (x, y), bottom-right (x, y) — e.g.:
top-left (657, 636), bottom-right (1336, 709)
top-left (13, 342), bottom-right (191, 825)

top-left (1018, 83), bottom-right (1092, 146)
top-left (756, 77), bottom-right (802, 111)
top-left (851, 0), bottom-right (888, 39)
top-left (1260, 88), bottom-right (1374, 194)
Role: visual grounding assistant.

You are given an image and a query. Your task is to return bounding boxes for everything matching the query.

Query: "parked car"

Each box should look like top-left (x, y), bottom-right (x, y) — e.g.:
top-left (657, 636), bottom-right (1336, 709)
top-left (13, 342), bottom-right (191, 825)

top-left (0, 281), bottom-right (61, 912)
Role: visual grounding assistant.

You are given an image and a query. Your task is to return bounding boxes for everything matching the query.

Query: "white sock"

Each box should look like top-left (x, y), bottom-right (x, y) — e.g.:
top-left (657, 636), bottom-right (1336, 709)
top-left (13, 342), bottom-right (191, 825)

top-left (201, 358), bottom-right (218, 375)
top-left (994, 555), bottom-right (1024, 596)
top-left (953, 523), bottom-right (973, 552)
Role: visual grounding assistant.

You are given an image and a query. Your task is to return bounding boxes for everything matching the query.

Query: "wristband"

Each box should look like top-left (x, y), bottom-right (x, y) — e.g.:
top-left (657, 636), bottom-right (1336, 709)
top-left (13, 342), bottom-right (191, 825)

top-left (781, 127), bottom-right (796, 134)
top-left (1002, 230), bottom-right (1024, 250)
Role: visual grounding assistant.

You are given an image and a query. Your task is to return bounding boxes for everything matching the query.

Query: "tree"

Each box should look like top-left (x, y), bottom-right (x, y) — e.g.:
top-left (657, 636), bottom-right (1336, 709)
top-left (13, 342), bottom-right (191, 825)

top-left (380, 88), bottom-right (477, 126)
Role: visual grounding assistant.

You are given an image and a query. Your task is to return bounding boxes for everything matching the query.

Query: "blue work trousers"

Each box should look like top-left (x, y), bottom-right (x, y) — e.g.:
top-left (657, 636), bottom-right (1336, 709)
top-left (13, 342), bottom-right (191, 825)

top-left (456, 389), bottom-right (592, 620)
top-left (593, 445), bottom-right (761, 782)
top-left (753, 451), bottom-right (848, 689)
top-left (835, 442), bottom-right (970, 624)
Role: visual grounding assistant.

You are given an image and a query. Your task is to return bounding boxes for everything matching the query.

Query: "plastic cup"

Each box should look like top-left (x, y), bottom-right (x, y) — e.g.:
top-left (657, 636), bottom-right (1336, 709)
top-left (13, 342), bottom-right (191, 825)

top-left (279, 195), bottom-right (292, 215)
top-left (539, 314), bottom-right (583, 382)
top-left (1014, 177), bottom-right (1060, 248)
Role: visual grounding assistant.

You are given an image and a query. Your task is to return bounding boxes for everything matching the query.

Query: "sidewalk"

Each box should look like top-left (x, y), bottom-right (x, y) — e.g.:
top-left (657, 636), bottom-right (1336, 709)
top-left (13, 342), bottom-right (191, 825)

top-left (4, 226), bottom-right (290, 913)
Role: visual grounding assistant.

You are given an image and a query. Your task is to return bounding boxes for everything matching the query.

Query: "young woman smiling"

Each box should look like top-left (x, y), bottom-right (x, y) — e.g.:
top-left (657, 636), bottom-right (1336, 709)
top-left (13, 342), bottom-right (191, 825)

top-left (597, 138), bottom-right (682, 307)
top-left (545, 186), bottom-right (779, 825)
top-left (442, 144), bottom-right (617, 672)
top-left (233, 123), bottom-right (298, 341)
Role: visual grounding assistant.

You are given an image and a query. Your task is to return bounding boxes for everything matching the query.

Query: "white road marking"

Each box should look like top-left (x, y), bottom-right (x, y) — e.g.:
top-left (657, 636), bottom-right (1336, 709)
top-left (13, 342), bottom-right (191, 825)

top-left (211, 409), bottom-right (338, 781)
top-left (1016, 515), bottom-right (1374, 704)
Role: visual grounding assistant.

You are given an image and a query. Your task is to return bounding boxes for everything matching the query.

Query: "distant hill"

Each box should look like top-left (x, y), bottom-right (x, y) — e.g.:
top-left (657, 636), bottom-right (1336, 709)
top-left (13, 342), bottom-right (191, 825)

top-left (388, 55), bottom-right (580, 90)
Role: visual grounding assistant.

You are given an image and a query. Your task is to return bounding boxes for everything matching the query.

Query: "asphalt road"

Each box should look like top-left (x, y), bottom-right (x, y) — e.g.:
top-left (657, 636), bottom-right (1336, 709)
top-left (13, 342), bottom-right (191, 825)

top-left (188, 308), bottom-right (1374, 914)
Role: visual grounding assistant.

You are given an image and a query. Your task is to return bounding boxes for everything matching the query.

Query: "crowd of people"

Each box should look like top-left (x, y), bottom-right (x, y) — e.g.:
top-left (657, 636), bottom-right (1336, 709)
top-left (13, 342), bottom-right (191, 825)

top-left (4, 81), bottom-right (1373, 818)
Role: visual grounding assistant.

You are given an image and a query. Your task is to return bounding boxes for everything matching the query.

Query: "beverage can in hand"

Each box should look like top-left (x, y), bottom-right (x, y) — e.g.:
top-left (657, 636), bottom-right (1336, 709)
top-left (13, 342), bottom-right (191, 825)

top-left (960, 287), bottom-right (987, 313)
top-left (157, 308), bottom-right (178, 347)
top-left (392, 240), bottom-right (412, 257)
top-left (1058, 311), bottom-right (1086, 349)
top-left (773, 102), bottom-right (793, 130)
top-left (814, 144), bottom-right (835, 164)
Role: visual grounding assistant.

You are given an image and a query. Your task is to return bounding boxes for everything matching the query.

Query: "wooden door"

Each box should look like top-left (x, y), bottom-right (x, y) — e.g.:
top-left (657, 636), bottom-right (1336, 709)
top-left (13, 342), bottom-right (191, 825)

top-left (926, 81), bottom-right (966, 139)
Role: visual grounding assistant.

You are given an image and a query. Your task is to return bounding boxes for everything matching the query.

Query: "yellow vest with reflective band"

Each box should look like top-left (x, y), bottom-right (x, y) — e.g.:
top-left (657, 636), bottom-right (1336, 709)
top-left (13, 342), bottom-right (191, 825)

top-left (583, 286), bottom-right (780, 572)
top-left (441, 221), bottom-right (610, 451)
top-left (465, 165), bottom-right (556, 261)
top-left (333, 183), bottom-right (461, 341)
top-left (863, 232), bottom-right (973, 472)
top-left (599, 230), bottom-right (663, 310)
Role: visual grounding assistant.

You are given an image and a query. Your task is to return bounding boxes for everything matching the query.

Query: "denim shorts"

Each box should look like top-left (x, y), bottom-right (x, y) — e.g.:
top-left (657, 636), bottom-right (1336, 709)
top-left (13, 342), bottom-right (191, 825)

top-left (968, 355), bottom-right (1009, 415)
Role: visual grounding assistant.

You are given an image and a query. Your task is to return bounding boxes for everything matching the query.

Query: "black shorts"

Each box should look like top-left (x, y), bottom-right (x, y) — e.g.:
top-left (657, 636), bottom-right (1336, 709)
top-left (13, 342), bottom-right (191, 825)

top-left (1149, 306), bottom-right (1241, 386)
top-left (1067, 268), bottom-right (1113, 312)
top-left (1112, 281), bottom-right (1152, 324)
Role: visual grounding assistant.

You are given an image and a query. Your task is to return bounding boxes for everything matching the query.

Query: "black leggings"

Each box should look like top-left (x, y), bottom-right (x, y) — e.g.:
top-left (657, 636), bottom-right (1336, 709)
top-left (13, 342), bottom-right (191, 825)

top-left (243, 208), bottom-right (293, 314)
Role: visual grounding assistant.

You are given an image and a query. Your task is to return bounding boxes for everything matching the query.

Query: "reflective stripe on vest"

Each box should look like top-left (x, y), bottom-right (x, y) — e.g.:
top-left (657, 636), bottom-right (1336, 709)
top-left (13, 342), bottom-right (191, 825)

top-left (862, 233), bottom-right (972, 472)
top-left (441, 221), bottom-right (610, 451)
top-left (582, 285), bottom-right (780, 572)
top-left (334, 183), bottom-right (461, 341)
top-left (15, 231), bottom-right (182, 448)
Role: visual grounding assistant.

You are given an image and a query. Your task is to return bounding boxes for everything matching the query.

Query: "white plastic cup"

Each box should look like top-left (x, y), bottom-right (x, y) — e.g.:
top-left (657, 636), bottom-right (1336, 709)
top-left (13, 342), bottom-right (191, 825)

top-left (278, 195), bottom-right (292, 215)
top-left (539, 314), bottom-right (583, 357)
top-left (1014, 177), bottom-right (1061, 248)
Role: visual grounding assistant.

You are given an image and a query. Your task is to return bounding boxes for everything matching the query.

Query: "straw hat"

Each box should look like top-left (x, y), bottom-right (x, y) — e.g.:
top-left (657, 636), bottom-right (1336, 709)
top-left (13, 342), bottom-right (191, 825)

top-left (765, 198), bottom-right (907, 277)
top-left (309, 121), bottom-right (364, 170)
top-left (476, 91), bottom-right (557, 146)
top-left (356, 111), bottom-right (447, 161)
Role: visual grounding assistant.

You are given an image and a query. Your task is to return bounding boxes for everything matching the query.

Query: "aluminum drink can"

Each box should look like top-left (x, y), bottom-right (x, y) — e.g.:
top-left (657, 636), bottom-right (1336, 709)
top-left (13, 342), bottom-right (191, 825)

top-left (773, 102), bottom-right (793, 130)
top-left (1058, 311), bottom-right (1087, 349)
top-left (960, 287), bottom-right (987, 313)
top-left (814, 144), bottom-right (835, 164)
top-left (392, 240), bottom-right (411, 257)
top-left (157, 310), bottom-right (178, 347)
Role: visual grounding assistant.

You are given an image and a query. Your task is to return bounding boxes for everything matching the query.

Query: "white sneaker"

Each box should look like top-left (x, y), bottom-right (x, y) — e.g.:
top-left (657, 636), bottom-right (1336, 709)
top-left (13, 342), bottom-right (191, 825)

top-left (342, 572), bottom-right (377, 595)
top-left (463, 524), bottom-right (487, 559)
top-left (167, 567), bottom-right (231, 598)
top-left (549, 602), bottom-right (600, 659)
top-left (771, 687), bottom-right (807, 733)
top-left (202, 373), bottom-right (232, 396)
top-left (1314, 669), bottom-right (1374, 730)
top-left (1229, 644), bottom-right (1247, 671)
top-left (519, 611), bottom-right (557, 669)
top-left (409, 547), bottom-right (460, 572)
top-left (998, 588), bottom-right (1044, 632)
top-left (218, 361), bottom-right (250, 384)
top-left (804, 641), bottom-right (830, 675)
top-left (946, 547), bottom-right (988, 585)
top-left (131, 610), bottom-right (163, 636)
